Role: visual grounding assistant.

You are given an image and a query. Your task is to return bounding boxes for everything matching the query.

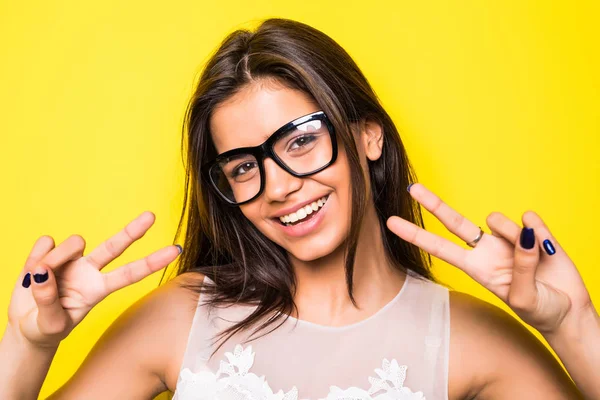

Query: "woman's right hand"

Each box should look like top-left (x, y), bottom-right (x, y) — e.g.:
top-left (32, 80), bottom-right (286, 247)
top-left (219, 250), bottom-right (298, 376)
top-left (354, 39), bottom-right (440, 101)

top-left (6, 211), bottom-right (182, 349)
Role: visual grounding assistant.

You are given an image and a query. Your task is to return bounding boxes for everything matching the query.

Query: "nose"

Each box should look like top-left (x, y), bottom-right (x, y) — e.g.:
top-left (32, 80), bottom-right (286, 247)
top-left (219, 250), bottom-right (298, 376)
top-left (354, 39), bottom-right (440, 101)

top-left (262, 157), bottom-right (303, 202)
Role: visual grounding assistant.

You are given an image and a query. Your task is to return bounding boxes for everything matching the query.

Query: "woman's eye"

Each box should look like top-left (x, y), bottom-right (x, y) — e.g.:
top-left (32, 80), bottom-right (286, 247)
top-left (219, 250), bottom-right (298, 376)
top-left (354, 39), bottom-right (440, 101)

top-left (232, 161), bottom-right (257, 177)
top-left (289, 134), bottom-right (316, 150)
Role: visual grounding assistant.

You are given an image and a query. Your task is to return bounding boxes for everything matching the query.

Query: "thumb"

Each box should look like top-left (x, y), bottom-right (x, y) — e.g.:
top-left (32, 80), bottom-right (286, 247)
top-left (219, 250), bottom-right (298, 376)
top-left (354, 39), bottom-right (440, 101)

top-left (30, 264), bottom-right (71, 338)
top-left (508, 227), bottom-right (541, 314)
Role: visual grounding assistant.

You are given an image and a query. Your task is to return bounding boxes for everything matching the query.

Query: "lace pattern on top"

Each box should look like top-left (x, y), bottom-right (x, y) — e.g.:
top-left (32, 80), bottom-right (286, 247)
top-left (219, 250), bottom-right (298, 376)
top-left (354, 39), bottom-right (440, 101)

top-left (175, 344), bottom-right (426, 400)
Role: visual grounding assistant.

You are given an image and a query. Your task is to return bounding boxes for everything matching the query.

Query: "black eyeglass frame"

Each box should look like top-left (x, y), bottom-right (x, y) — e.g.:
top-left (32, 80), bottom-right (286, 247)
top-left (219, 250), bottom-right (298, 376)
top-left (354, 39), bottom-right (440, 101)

top-left (201, 110), bottom-right (338, 206)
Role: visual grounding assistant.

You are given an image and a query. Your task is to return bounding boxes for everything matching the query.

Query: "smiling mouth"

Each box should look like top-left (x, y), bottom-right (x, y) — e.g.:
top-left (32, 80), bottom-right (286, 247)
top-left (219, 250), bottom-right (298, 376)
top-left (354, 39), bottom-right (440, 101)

top-left (277, 195), bottom-right (329, 226)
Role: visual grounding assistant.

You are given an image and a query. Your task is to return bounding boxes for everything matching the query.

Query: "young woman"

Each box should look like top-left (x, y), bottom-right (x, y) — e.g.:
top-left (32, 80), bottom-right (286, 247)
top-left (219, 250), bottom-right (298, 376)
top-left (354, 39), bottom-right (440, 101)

top-left (1, 18), bottom-right (598, 400)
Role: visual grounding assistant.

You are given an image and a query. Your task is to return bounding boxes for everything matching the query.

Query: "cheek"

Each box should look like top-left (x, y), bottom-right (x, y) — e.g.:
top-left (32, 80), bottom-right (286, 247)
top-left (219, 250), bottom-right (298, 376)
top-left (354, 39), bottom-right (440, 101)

top-left (238, 203), bottom-right (263, 227)
top-left (327, 145), bottom-right (353, 208)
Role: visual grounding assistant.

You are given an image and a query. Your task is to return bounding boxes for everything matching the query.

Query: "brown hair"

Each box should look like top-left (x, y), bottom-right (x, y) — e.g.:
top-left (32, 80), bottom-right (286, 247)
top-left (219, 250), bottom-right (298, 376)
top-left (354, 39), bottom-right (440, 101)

top-left (160, 17), bottom-right (435, 354)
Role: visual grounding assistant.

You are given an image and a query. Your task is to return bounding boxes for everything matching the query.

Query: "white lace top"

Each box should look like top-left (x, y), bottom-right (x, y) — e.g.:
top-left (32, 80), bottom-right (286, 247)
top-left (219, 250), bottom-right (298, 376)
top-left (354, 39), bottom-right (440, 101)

top-left (172, 272), bottom-right (450, 400)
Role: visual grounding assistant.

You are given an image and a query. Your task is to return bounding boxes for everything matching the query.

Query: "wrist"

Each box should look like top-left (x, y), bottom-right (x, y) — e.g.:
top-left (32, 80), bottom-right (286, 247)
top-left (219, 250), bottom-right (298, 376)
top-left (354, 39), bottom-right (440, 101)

top-left (2, 322), bottom-right (60, 354)
top-left (1, 324), bottom-right (59, 400)
top-left (544, 302), bottom-right (599, 346)
top-left (542, 303), bottom-right (600, 400)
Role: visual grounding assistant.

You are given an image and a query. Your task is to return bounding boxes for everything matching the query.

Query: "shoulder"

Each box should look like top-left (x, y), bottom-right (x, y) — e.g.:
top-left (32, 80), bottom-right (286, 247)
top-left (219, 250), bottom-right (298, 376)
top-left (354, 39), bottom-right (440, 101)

top-left (148, 271), bottom-right (207, 391)
top-left (98, 270), bottom-right (207, 394)
top-left (447, 290), bottom-right (582, 399)
top-left (100, 270), bottom-right (206, 385)
top-left (107, 270), bottom-right (208, 394)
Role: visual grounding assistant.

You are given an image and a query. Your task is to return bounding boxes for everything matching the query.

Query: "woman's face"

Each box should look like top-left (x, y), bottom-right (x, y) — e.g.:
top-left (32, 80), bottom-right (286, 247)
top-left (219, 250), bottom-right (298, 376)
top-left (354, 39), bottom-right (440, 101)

top-left (209, 79), bottom-right (377, 262)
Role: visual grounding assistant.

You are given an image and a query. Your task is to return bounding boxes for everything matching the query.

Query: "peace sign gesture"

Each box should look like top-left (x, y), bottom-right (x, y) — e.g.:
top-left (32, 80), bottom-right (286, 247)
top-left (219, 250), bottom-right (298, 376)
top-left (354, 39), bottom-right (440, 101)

top-left (6, 211), bottom-right (182, 349)
top-left (386, 183), bottom-right (592, 335)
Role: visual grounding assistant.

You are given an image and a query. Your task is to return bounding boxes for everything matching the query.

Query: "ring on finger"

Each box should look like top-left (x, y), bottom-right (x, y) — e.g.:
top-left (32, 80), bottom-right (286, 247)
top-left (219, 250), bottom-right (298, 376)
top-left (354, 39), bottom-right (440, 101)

top-left (466, 226), bottom-right (485, 248)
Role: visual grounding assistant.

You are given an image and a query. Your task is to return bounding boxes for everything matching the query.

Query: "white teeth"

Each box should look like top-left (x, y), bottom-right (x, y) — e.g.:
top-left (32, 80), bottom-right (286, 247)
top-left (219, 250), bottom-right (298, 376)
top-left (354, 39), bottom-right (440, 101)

top-left (297, 208), bottom-right (307, 219)
top-left (278, 195), bottom-right (329, 225)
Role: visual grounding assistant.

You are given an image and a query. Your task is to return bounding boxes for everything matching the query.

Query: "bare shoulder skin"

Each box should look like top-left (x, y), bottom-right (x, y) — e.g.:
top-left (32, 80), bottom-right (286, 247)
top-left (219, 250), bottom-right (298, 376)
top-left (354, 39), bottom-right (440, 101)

top-left (447, 290), bottom-right (583, 400)
top-left (47, 271), bottom-right (204, 399)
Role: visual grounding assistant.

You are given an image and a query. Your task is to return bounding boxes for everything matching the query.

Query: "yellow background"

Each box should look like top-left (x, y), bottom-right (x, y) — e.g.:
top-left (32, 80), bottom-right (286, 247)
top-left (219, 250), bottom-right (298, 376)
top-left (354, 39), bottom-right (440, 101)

top-left (1, 1), bottom-right (598, 398)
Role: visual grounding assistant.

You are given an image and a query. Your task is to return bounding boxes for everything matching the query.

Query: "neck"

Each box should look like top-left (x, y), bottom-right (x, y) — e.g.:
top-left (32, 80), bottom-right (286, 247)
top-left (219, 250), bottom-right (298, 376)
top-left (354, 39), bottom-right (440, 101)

top-left (288, 202), bottom-right (406, 326)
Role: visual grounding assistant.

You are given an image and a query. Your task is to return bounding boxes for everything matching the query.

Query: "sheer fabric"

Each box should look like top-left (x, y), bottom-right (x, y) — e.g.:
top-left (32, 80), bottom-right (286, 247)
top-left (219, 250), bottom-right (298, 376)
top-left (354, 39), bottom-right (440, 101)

top-left (173, 271), bottom-right (450, 400)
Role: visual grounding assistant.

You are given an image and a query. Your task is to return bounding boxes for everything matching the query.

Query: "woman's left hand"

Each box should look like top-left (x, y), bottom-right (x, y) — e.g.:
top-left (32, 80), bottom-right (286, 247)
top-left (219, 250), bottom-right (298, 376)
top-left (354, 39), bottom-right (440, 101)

top-left (386, 183), bottom-right (593, 335)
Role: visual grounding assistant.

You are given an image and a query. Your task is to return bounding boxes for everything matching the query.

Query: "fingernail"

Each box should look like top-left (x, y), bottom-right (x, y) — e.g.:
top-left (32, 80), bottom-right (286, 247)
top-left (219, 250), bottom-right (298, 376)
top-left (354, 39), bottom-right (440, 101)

top-left (520, 227), bottom-right (535, 249)
top-left (175, 244), bottom-right (183, 254)
top-left (543, 239), bottom-right (556, 255)
top-left (22, 273), bottom-right (31, 288)
top-left (33, 267), bottom-right (49, 284)
top-left (407, 183), bottom-right (415, 192)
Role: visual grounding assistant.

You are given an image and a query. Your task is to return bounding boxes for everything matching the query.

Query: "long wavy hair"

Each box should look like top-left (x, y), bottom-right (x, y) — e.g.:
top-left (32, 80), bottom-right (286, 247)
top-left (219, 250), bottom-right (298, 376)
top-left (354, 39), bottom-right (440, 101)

top-left (160, 17), bottom-right (435, 354)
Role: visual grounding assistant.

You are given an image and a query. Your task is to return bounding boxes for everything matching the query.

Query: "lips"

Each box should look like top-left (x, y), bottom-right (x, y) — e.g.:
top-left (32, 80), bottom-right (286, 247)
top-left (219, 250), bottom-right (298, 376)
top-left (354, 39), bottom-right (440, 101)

top-left (272, 193), bottom-right (331, 237)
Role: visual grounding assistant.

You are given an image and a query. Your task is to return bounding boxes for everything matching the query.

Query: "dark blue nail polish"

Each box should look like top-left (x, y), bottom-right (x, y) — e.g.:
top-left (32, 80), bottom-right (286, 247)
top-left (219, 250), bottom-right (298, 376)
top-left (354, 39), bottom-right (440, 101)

top-left (520, 227), bottom-right (535, 249)
top-left (175, 244), bottom-right (183, 254)
top-left (22, 273), bottom-right (31, 288)
top-left (33, 271), bottom-right (49, 284)
top-left (407, 183), bottom-right (415, 192)
top-left (543, 239), bottom-right (556, 255)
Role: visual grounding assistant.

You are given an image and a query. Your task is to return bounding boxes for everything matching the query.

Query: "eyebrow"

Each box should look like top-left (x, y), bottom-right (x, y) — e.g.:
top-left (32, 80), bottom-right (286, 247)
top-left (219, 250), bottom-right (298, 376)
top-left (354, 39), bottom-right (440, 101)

top-left (222, 153), bottom-right (252, 162)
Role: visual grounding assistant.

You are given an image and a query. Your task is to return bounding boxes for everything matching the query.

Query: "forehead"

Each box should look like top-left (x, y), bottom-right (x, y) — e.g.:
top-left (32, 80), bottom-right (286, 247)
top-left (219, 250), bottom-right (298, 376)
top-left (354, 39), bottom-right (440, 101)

top-left (209, 80), bottom-right (320, 154)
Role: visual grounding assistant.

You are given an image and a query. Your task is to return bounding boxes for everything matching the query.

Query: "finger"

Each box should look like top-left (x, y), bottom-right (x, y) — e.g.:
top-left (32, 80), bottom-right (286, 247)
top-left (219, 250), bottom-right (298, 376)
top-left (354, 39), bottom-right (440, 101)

top-left (103, 244), bottom-right (181, 294)
top-left (521, 210), bottom-right (561, 256)
top-left (485, 211), bottom-right (522, 243)
top-left (24, 236), bottom-right (55, 269)
top-left (387, 216), bottom-right (467, 270)
top-left (29, 265), bottom-right (70, 338)
top-left (37, 235), bottom-right (86, 271)
top-left (85, 211), bottom-right (155, 271)
top-left (507, 226), bottom-right (540, 313)
top-left (407, 183), bottom-right (482, 247)
top-left (17, 236), bottom-right (55, 290)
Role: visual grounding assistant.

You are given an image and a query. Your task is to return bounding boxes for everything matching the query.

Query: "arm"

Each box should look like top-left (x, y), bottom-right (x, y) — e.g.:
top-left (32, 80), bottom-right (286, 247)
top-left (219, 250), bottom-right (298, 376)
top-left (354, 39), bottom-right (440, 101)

top-left (449, 291), bottom-right (583, 400)
top-left (0, 324), bottom-right (58, 400)
top-left (543, 305), bottom-right (600, 399)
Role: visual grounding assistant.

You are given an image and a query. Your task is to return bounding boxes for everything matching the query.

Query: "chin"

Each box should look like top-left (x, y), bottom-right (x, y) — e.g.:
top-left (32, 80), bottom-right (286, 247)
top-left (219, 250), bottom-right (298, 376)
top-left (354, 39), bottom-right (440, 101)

top-left (277, 229), bottom-right (347, 262)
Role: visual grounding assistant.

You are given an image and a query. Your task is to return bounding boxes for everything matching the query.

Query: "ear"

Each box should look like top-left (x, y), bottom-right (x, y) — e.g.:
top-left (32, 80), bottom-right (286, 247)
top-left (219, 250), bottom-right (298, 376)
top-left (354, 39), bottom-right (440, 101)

top-left (359, 118), bottom-right (384, 161)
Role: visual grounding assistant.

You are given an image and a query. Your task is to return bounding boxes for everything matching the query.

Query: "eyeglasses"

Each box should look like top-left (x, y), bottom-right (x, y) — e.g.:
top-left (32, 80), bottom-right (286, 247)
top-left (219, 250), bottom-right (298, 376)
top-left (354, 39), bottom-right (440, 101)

top-left (202, 110), bottom-right (338, 206)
